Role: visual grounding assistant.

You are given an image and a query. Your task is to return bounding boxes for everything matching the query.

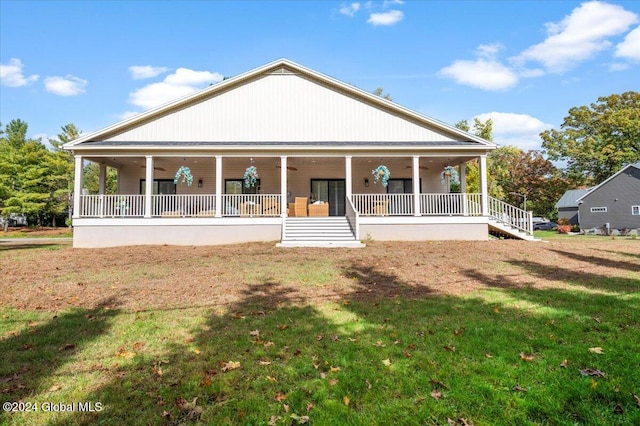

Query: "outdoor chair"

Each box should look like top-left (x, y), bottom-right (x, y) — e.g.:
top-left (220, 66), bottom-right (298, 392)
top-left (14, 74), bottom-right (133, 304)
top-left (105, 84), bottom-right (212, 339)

top-left (289, 197), bottom-right (308, 217)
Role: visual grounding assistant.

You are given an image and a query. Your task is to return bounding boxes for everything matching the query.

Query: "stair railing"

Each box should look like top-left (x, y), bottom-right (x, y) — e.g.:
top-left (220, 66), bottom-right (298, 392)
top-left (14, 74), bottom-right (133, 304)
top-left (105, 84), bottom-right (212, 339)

top-left (488, 196), bottom-right (533, 235)
top-left (346, 197), bottom-right (360, 241)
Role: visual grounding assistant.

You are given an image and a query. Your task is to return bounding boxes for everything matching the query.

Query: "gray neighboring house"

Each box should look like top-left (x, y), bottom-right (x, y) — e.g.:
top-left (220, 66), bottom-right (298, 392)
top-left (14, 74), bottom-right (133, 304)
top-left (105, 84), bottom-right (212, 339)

top-left (555, 188), bottom-right (590, 225)
top-left (577, 162), bottom-right (640, 233)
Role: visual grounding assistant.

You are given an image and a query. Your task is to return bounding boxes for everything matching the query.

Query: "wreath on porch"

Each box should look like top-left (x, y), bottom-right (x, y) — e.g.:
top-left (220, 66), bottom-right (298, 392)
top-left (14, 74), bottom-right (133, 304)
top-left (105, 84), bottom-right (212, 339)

top-left (244, 166), bottom-right (259, 188)
top-left (372, 165), bottom-right (390, 187)
top-left (174, 166), bottom-right (194, 186)
top-left (440, 166), bottom-right (459, 185)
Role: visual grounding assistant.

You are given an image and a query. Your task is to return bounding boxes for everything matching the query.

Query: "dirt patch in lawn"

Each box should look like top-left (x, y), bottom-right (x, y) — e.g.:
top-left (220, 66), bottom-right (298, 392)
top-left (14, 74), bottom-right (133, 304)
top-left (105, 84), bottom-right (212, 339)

top-left (1, 226), bottom-right (72, 238)
top-left (1, 238), bottom-right (638, 312)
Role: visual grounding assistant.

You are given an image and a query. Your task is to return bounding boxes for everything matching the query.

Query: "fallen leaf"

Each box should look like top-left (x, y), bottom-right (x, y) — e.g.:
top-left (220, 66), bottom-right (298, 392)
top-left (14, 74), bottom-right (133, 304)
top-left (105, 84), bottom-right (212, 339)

top-left (60, 343), bottom-right (76, 351)
top-left (330, 366), bottom-right (341, 372)
top-left (343, 300), bottom-right (351, 306)
top-left (485, 353), bottom-right (493, 358)
top-left (264, 341), bottom-right (275, 347)
top-left (268, 415), bottom-right (279, 426)
top-left (430, 378), bottom-right (448, 389)
top-left (633, 394), bottom-right (640, 408)
top-left (200, 375), bottom-right (211, 387)
top-left (405, 352), bottom-right (412, 358)
top-left (560, 359), bottom-right (569, 368)
top-left (407, 344), bottom-right (417, 350)
top-left (348, 337), bottom-right (357, 342)
top-left (329, 379), bottom-right (339, 386)
top-left (593, 317), bottom-right (601, 323)
top-left (343, 396), bottom-right (350, 406)
top-left (20, 343), bottom-right (33, 351)
top-left (588, 347), bottom-right (604, 354)
top-left (519, 352), bottom-right (535, 362)
top-left (153, 364), bottom-right (164, 377)
top-left (580, 368), bottom-right (606, 377)
top-left (513, 384), bottom-right (527, 392)
top-left (290, 413), bottom-right (309, 424)
top-left (366, 379), bottom-right (372, 389)
top-left (382, 359), bottom-right (391, 366)
top-left (443, 345), bottom-right (456, 352)
top-left (193, 348), bottom-right (201, 355)
top-left (266, 375), bottom-right (277, 382)
top-left (430, 389), bottom-right (442, 400)
top-left (249, 330), bottom-right (260, 337)
top-left (48, 384), bottom-right (62, 392)
top-left (316, 334), bottom-right (324, 341)
top-left (313, 363), bottom-right (320, 370)
top-left (278, 325), bottom-right (289, 330)
top-left (374, 341), bottom-right (385, 347)
top-left (132, 341), bottom-right (145, 351)
top-left (306, 402), bottom-right (314, 411)
top-left (591, 378), bottom-right (598, 389)
top-left (320, 372), bottom-right (326, 379)
top-left (614, 403), bottom-right (624, 414)
top-left (221, 361), bottom-right (241, 372)
top-left (259, 360), bottom-right (272, 365)
top-left (232, 312), bottom-right (245, 319)
top-left (162, 410), bottom-right (173, 420)
top-left (293, 350), bottom-right (302, 357)
top-left (493, 307), bottom-right (499, 313)
top-left (454, 328), bottom-right (465, 336)
top-left (330, 334), bottom-right (339, 342)
top-left (275, 391), bottom-right (287, 402)
top-left (283, 404), bottom-right (290, 413)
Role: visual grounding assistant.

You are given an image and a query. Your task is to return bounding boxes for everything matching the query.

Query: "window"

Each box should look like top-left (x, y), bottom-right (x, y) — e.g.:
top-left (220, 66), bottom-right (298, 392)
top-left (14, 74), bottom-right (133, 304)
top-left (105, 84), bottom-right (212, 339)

top-left (140, 179), bottom-right (176, 195)
top-left (590, 207), bottom-right (607, 213)
top-left (225, 179), bottom-right (260, 194)
top-left (632, 206), bottom-right (640, 216)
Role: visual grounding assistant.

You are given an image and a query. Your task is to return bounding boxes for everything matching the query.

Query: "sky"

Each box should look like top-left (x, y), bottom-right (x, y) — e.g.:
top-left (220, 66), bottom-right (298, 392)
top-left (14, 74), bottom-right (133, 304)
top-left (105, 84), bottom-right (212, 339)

top-left (1, 0), bottom-right (639, 151)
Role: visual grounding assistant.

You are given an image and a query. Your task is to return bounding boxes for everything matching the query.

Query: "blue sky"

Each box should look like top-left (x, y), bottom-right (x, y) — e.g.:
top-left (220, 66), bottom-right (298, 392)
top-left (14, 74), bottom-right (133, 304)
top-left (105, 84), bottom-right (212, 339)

top-left (1, 0), bottom-right (639, 151)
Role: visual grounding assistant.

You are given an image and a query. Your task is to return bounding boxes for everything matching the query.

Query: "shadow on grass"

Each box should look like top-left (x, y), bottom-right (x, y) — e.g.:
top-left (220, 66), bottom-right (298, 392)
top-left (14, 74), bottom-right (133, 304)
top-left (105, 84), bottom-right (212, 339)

top-left (549, 248), bottom-right (640, 273)
top-left (0, 242), bottom-right (68, 251)
top-left (49, 260), bottom-right (640, 425)
top-left (593, 248), bottom-right (640, 261)
top-left (0, 298), bottom-right (119, 423)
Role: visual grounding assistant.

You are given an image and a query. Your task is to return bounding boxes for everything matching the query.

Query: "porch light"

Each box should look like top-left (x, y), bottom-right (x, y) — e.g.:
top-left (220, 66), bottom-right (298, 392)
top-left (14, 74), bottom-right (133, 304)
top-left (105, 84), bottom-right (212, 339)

top-left (198, 179), bottom-right (203, 188)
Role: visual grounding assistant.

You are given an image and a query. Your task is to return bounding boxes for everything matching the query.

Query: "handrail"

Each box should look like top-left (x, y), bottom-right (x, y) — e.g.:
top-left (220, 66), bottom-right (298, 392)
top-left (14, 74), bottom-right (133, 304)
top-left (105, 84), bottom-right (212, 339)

top-left (488, 196), bottom-right (533, 235)
top-left (345, 197), bottom-right (360, 241)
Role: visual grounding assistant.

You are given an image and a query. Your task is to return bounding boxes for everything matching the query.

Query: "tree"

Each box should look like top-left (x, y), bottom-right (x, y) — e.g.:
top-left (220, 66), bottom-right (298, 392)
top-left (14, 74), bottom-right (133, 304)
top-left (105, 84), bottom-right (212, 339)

top-left (48, 124), bottom-right (81, 226)
top-left (373, 87), bottom-right (392, 101)
top-left (541, 91), bottom-right (640, 185)
top-left (454, 118), bottom-right (494, 194)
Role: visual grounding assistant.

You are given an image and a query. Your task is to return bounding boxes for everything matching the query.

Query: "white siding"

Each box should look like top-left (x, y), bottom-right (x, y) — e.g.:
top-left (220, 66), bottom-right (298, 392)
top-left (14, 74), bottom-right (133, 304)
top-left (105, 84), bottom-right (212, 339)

top-left (107, 74), bottom-right (458, 143)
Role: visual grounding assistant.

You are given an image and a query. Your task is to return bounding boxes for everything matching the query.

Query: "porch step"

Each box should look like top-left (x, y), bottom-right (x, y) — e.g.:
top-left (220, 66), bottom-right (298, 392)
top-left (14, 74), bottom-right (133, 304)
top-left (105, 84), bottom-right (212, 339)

top-left (488, 219), bottom-right (540, 241)
top-left (280, 217), bottom-right (364, 247)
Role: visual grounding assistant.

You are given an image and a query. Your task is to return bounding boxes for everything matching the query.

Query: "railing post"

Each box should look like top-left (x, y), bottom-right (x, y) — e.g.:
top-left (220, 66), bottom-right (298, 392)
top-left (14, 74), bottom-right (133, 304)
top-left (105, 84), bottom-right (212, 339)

top-left (280, 156), bottom-right (288, 218)
top-left (215, 156), bottom-right (223, 217)
top-left (145, 156), bottom-right (153, 218)
top-left (413, 156), bottom-right (420, 216)
top-left (479, 155), bottom-right (489, 216)
top-left (73, 155), bottom-right (83, 219)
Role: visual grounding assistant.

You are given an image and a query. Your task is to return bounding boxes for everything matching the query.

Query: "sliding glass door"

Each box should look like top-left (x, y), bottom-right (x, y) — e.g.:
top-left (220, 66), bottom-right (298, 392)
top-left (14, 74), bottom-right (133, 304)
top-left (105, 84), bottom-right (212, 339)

top-left (311, 179), bottom-right (345, 216)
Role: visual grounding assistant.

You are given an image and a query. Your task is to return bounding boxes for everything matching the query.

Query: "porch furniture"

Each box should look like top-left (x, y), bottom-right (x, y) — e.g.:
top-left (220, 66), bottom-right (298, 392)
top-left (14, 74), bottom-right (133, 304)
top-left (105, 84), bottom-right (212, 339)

top-left (373, 200), bottom-right (389, 216)
top-left (161, 210), bottom-right (183, 217)
top-left (290, 197), bottom-right (308, 217)
top-left (262, 197), bottom-right (280, 216)
top-left (240, 202), bottom-right (261, 217)
top-left (197, 209), bottom-right (216, 217)
top-left (308, 202), bottom-right (329, 217)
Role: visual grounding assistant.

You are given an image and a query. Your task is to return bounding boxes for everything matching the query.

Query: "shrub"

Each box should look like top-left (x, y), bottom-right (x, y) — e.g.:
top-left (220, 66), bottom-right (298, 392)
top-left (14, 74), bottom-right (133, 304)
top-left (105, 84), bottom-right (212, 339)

top-left (557, 218), bottom-right (570, 226)
top-left (557, 225), bottom-right (572, 234)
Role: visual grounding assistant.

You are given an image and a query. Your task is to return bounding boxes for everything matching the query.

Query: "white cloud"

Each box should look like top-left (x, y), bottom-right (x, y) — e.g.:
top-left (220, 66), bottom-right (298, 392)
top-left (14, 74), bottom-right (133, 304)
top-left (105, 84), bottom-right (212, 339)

top-left (44, 75), bottom-right (87, 96)
top-left (382, 0), bottom-right (403, 7)
top-left (440, 58), bottom-right (518, 91)
top-left (513, 1), bottom-right (639, 73)
top-left (476, 43), bottom-right (504, 58)
top-left (474, 112), bottom-right (554, 151)
top-left (0, 58), bottom-right (38, 87)
top-left (609, 62), bottom-right (631, 71)
top-left (367, 10), bottom-right (403, 26)
top-left (129, 65), bottom-right (170, 79)
top-left (339, 2), bottom-right (360, 17)
top-left (614, 26), bottom-right (640, 61)
top-left (128, 67), bottom-right (223, 110)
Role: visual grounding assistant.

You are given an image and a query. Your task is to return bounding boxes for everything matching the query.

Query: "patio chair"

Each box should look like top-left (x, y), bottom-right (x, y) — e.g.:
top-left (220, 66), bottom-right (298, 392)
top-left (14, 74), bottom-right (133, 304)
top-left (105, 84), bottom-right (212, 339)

top-left (290, 197), bottom-right (308, 217)
top-left (262, 197), bottom-right (280, 216)
top-left (373, 200), bottom-right (389, 216)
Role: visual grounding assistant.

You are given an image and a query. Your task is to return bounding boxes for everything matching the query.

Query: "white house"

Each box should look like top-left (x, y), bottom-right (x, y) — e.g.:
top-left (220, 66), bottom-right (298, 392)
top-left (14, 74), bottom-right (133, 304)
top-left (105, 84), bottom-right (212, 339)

top-left (63, 59), bottom-right (533, 248)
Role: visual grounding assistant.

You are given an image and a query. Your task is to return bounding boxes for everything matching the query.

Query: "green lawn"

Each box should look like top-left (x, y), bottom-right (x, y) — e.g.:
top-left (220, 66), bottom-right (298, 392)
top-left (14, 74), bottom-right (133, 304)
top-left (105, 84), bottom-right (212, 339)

top-left (1, 241), bottom-right (639, 425)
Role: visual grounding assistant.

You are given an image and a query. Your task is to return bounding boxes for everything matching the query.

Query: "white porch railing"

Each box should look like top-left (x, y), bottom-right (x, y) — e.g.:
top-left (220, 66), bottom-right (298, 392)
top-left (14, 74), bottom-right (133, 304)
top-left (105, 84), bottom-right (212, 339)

top-left (152, 194), bottom-right (216, 217)
top-left (221, 194), bottom-right (282, 217)
top-left (488, 196), bottom-right (533, 234)
top-left (80, 195), bottom-right (145, 217)
top-left (345, 197), bottom-right (360, 240)
top-left (420, 193), bottom-right (482, 216)
top-left (351, 194), bottom-right (414, 216)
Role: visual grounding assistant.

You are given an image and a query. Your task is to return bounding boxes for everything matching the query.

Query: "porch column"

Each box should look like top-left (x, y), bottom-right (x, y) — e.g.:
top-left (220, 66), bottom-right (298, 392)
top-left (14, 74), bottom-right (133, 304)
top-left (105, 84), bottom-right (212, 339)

top-left (215, 156), bottom-right (223, 217)
top-left (459, 162), bottom-right (466, 193)
top-left (145, 156), bottom-right (153, 218)
top-left (413, 156), bottom-right (420, 216)
top-left (280, 156), bottom-right (288, 218)
top-left (479, 155), bottom-right (489, 216)
top-left (98, 164), bottom-right (107, 194)
top-left (72, 155), bottom-right (83, 219)
top-left (345, 156), bottom-right (352, 200)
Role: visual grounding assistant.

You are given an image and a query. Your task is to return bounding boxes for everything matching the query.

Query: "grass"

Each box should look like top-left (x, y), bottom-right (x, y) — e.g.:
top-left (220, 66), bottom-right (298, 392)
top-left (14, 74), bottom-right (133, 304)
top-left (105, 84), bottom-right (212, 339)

top-left (1, 242), bottom-right (639, 425)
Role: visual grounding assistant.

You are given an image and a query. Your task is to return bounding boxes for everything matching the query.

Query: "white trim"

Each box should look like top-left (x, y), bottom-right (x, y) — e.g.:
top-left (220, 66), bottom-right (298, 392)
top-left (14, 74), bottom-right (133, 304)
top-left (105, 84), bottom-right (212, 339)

top-left (63, 59), bottom-right (496, 149)
top-left (631, 205), bottom-right (639, 216)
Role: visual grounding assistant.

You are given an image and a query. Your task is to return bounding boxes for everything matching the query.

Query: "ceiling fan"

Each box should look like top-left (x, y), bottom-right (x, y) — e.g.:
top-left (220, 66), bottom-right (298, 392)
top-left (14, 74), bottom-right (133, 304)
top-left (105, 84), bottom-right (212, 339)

top-left (140, 165), bottom-right (167, 172)
top-left (276, 165), bottom-right (299, 171)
